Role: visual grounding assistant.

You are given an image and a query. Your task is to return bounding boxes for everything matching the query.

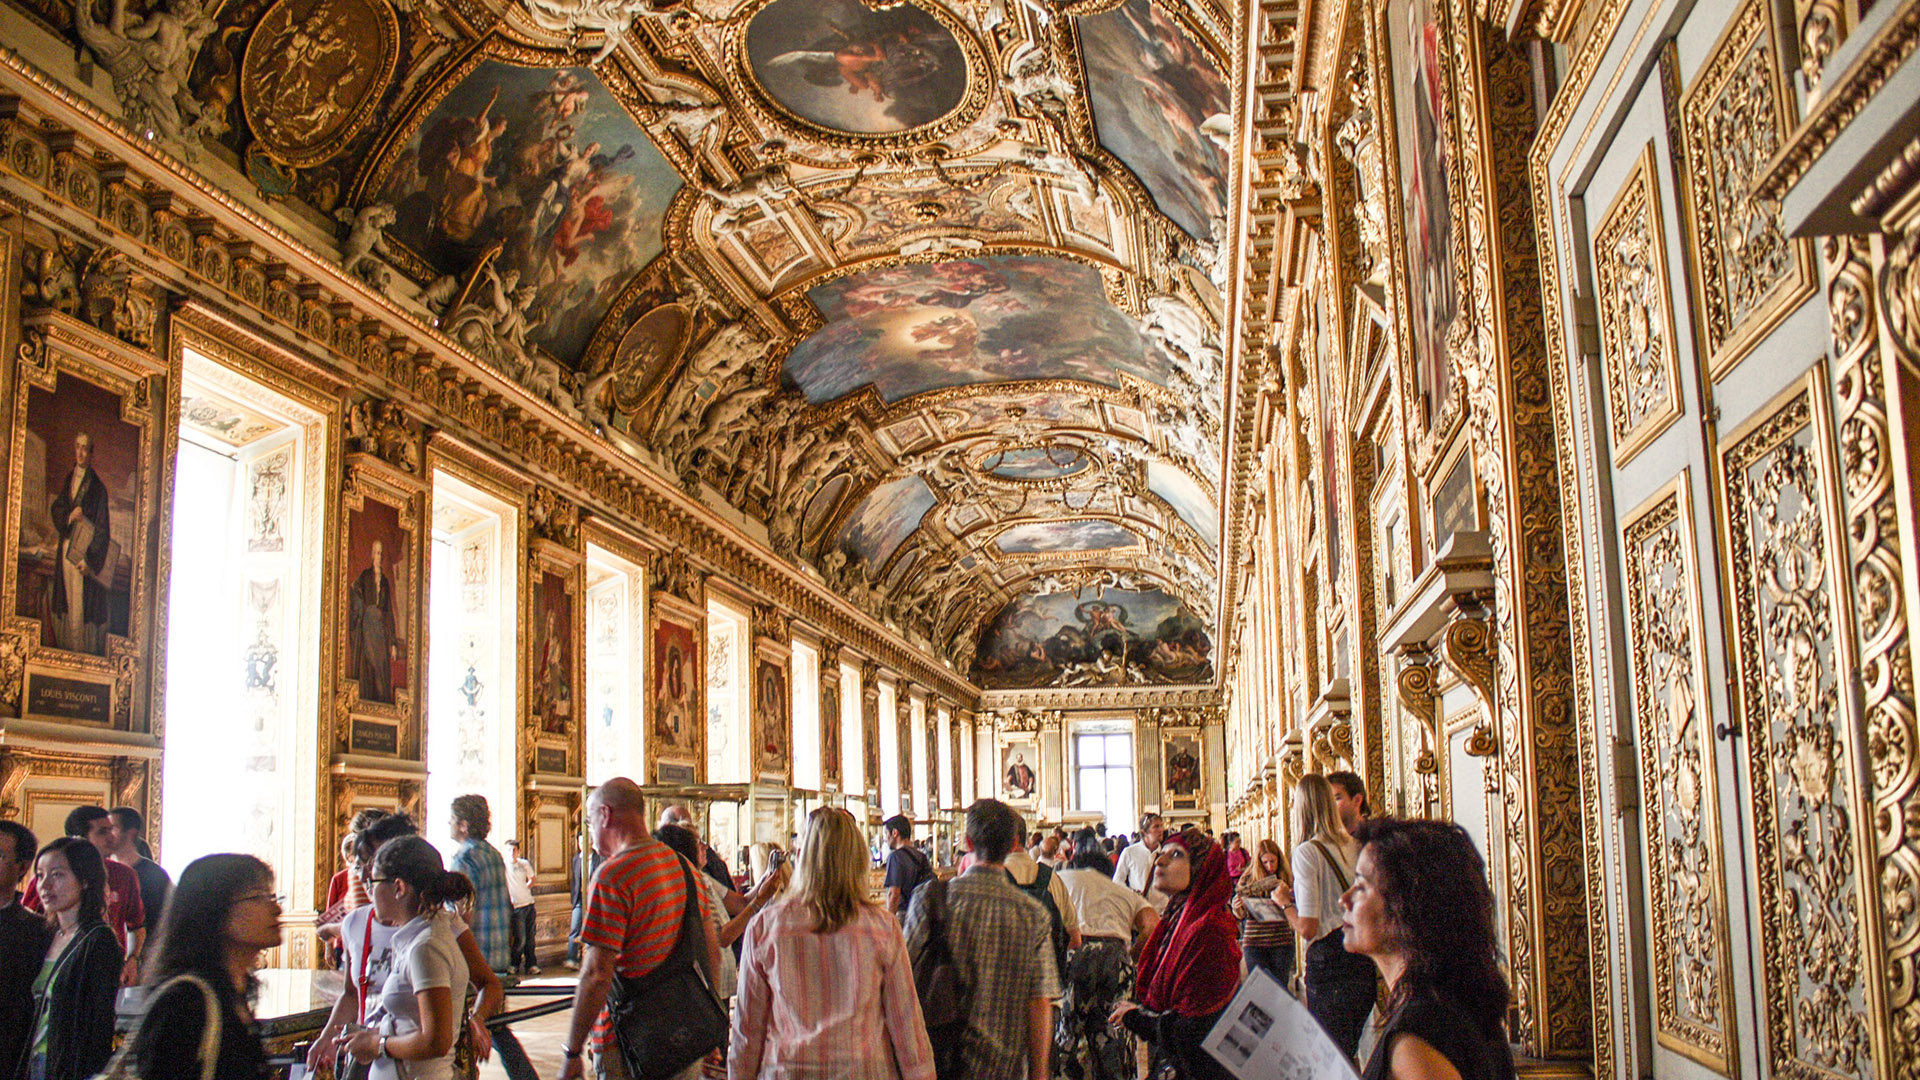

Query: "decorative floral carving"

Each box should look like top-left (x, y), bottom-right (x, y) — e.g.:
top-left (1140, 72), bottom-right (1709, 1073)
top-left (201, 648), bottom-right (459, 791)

top-left (344, 398), bottom-right (424, 473)
top-left (1681, 0), bottom-right (1811, 377)
top-left (1622, 484), bottom-right (1732, 1065)
top-left (528, 485), bottom-right (580, 547)
top-left (1721, 381), bottom-right (1874, 1079)
top-left (1594, 147), bottom-right (1681, 463)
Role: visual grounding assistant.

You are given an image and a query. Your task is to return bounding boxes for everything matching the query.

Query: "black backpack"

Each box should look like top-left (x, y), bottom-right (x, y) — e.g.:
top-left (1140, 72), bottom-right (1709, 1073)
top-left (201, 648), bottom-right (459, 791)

top-left (911, 877), bottom-right (967, 1080)
top-left (1009, 863), bottom-right (1071, 983)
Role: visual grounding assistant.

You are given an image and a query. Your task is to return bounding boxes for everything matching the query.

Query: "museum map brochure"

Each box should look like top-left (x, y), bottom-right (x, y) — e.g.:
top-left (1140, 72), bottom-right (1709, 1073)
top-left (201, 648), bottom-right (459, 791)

top-left (1202, 967), bottom-right (1361, 1080)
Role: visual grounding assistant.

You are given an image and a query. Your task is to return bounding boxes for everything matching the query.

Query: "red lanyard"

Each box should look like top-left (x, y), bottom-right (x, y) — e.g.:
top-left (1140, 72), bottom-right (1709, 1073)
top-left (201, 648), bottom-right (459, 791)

top-left (357, 913), bottom-right (376, 1023)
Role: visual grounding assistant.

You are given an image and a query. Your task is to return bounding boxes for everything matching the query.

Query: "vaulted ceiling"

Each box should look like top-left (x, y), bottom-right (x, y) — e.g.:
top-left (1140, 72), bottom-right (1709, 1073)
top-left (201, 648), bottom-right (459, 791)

top-left (77, 0), bottom-right (1243, 687)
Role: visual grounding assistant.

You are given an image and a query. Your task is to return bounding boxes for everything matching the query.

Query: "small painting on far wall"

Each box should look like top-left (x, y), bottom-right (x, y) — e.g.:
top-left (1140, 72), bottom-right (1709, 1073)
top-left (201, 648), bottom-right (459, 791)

top-left (532, 569), bottom-right (574, 735)
top-left (755, 657), bottom-right (790, 776)
top-left (1163, 731), bottom-right (1201, 809)
top-left (1002, 738), bottom-right (1039, 803)
top-left (345, 495), bottom-right (411, 706)
top-left (651, 613), bottom-right (700, 756)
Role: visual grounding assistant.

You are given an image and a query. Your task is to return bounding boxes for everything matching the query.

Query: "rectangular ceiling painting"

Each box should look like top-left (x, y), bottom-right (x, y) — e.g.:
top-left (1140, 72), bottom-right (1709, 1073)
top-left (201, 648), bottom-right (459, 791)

top-left (973, 587), bottom-right (1213, 688)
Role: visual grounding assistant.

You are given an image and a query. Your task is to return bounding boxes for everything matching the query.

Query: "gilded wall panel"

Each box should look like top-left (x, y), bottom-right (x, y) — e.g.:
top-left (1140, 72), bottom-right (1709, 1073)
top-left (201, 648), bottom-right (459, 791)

top-left (1620, 477), bottom-right (1734, 1068)
top-left (1718, 373), bottom-right (1877, 1080)
top-left (1679, 0), bottom-right (1817, 380)
top-left (1595, 146), bottom-right (1683, 465)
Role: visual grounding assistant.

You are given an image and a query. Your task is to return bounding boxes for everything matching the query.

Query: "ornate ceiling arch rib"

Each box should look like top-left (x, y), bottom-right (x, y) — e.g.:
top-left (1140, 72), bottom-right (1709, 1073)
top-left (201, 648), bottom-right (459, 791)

top-left (42, 0), bottom-right (1254, 689)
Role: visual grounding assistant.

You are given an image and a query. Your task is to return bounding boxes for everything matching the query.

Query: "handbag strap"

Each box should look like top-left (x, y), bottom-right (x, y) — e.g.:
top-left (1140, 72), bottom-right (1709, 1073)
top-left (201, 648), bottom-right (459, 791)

top-left (97, 973), bottom-right (223, 1080)
top-left (1309, 840), bottom-right (1352, 892)
top-left (611, 855), bottom-right (708, 1000)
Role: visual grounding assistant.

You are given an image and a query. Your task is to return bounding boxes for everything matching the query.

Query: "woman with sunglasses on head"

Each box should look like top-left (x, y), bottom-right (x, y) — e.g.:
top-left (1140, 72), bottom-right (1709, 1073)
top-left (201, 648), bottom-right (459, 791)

top-left (333, 835), bottom-right (471, 1080)
top-left (1109, 829), bottom-right (1239, 1080)
top-left (1342, 819), bottom-right (1514, 1080)
top-left (21, 837), bottom-right (120, 1080)
top-left (124, 855), bottom-right (282, 1080)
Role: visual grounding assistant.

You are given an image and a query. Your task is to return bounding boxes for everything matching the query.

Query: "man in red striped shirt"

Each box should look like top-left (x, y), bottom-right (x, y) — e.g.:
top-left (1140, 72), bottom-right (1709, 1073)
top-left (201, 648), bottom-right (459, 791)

top-left (559, 777), bottom-right (721, 1080)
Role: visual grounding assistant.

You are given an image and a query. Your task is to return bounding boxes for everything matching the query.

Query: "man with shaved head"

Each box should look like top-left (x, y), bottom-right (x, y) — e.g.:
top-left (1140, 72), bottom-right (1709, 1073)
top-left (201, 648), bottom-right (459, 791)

top-left (657, 802), bottom-right (744, 914)
top-left (559, 778), bottom-right (722, 1080)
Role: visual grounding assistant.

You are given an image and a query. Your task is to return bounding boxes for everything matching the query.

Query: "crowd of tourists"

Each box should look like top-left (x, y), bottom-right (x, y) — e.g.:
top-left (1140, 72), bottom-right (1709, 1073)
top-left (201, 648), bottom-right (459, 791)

top-left (0, 770), bottom-right (1515, 1080)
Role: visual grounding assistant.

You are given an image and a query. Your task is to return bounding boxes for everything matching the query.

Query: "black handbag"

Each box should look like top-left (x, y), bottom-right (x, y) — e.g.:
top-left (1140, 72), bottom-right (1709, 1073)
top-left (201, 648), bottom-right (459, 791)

top-left (606, 859), bottom-right (729, 1079)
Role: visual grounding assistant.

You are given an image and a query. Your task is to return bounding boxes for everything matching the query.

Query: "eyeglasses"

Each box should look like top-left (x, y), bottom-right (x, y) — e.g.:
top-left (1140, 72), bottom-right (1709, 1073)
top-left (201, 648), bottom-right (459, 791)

top-left (364, 876), bottom-right (395, 886)
top-left (237, 892), bottom-right (285, 908)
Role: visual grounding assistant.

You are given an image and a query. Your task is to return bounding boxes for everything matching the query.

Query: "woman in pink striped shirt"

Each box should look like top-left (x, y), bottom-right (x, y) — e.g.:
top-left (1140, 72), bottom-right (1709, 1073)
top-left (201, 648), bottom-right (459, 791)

top-left (729, 807), bottom-right (935, 1080)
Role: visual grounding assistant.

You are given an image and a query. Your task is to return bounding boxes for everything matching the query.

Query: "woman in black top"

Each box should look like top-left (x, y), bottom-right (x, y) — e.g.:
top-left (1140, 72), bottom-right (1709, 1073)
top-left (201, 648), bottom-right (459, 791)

top-left (126, 854), bottom-right (282, 1080)
top-left (24, 837), bottom-right (121, 1080)
top-left (1341, 819), bottom-right (1515, 1080)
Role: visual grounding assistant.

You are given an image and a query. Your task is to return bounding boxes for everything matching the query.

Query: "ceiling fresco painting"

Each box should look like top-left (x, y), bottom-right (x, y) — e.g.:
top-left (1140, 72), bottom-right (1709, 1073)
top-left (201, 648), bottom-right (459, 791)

top-left (31, 0), bottom-right (1243, 685)
top-left (972, 587), bottom-right (1213, 689)
top-left (782, 255), bottom-right (1176, 404)
top-left (743, 0), bottom-right (971, 136)
top-left (994, 520), bottom-right (1140, 554)
top-left (374, 60), bottom-right (683, 364)
top-left (1076, 0), bottom-right (1232, 240)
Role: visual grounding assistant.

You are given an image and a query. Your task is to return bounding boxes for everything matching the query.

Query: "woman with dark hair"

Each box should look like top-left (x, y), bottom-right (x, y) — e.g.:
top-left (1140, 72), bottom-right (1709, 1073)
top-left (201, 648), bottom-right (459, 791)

top-left (656, 823), bottom-right (783, 1007)
top-left (1230, 839), bottom-right (1295, 985)
top-left (1109, 830), bottom-right (1239, 1080)
top-left (306, 814), bottom-right (502, 1079)
top-left (334, 835), bottom-right (471, 1080)
top-left (1057, 829), bottom-right (1157, 1080)
top-left (23, 837), bottom-right (120, 1080)
top-left (1344, 819), bottom-right (1515, 1080)
top-left (125, 854), bottom-right (281, 1079)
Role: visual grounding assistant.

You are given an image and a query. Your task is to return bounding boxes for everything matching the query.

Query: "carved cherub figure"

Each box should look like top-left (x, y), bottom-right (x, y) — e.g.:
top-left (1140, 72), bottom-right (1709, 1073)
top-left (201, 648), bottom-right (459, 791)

top-left (75, 0), bottom-right (219, 147)
top-left (336, 204), bottom-right (397, 286)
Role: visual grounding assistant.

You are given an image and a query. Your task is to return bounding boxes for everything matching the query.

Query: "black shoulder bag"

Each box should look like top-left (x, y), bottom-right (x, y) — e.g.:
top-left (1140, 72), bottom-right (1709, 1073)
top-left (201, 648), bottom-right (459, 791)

top-left (606, 859), bottom-right (729, 1079)
top-left (910, 876), bottom-right (968, 1080)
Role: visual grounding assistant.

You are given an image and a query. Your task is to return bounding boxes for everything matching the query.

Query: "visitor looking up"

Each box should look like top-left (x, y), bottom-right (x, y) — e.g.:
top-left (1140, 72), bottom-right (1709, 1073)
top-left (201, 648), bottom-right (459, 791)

top-left (1285, 775), bottom-right (1374, 1059)
top-left (0, 821), bottom-right (49, 1080)
top-left (1057, 829), bottom-right (1159, 1080)
top-left (108, 807), bottom-right (171, 925)
top-left (729, 807), bottom-right (934, 1080)
top-left (1344, 819), bottom-right (1516, 1080)
top-left (1112, 812), bottom-right (1170, 912)
top-left (24, 836), bottom-right (121, 1080)
top-left (125, 853), bottom-right (280, 1080)
top-left (449, 794), bottom-right (512, 974)
top-left (1110, 829), bottom-right (1239, 1080)
top-left (333, 836), bottom-right (472, 1080)
top-left (905, 798), bottom-right (1060, 1080)
top-left (21, 806), bottom-right (145, 986)
top-left (559, 778), bottom-right (722, 1080)
top-left (503, 839), bottom-right (538, 976)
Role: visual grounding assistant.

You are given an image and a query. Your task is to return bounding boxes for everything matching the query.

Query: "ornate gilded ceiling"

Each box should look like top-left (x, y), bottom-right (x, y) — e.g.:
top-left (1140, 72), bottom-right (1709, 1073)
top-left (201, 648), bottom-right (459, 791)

top-left (38, 0), bottom-right (1239, 688)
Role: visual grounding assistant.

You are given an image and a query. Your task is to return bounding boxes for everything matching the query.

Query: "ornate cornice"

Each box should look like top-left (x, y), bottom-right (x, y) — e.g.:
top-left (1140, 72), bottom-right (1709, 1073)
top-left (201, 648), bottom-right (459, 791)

top-left (0, 43), bottom-right (979, 706)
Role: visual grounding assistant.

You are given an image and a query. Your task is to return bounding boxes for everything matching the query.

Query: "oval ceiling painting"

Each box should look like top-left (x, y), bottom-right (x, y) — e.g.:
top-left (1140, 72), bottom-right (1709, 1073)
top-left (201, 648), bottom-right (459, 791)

top-left (745, 0), bottom-right (969, 136)
top-left (972, 587), bottom-right (1213, 689)
top-left (785, 255), bottom-right (1176, 403)
top-left (982, 446), bottom-right (1090, 480)
top-left (995, 520), bottom-right (1139, 553)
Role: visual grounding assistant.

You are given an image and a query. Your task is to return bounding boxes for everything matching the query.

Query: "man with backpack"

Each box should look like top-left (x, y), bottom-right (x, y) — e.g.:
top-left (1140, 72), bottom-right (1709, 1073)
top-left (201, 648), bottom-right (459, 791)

top-left (883, 814), bottom-right (934, 923)
top-left (1004, 813), bottom-right (1080, 986)
top-left (907, 799), bottom-right (1061, 1080)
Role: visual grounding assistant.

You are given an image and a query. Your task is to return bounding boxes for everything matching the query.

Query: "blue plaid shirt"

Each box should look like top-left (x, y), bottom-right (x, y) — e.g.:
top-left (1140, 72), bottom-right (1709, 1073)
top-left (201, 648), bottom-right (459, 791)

top-left (453, 839), bottom-right (512, 971)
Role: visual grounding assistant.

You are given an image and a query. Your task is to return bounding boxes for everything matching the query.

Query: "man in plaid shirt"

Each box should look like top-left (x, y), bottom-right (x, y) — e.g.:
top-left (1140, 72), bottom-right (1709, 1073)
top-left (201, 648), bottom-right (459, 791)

top-left (450, 793), bottom-right (513, 973)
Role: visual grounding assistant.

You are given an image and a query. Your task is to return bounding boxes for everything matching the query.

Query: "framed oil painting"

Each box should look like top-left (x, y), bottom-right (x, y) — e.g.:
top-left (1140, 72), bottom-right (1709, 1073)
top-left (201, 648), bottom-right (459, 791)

top-left (337, 454), bottom-right (426, 756)
top-left (1162, 729), bottom-right (1203, 811)
top-left (1000, 736), bottom-right (1040, 806)
top-left (5, 314), bottom-right (168, 729)
top-left (743, 0), bottom-right (974, 137)
top-left (820, 675), bottom-right (843, 790)
top-left (527, 538), bottom-right (583, 776)
top-left (753, 649), bottom-right (791, 782)
top-left (648, 589), bottom-right (705, 782)
top-left (1382, 0), bottom-right (1461, 431)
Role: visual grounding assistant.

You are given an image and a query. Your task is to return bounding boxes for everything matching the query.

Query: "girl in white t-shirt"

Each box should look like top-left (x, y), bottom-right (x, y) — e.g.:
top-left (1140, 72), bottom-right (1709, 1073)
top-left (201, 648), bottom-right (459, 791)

top-left (335, 836), bottom-right (472, 1080)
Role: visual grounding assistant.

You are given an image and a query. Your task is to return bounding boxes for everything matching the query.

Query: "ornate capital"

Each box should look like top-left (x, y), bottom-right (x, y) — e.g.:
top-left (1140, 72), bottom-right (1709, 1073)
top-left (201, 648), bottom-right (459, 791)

top-left (647, 549), bottom-right (703, 603)
top-left (527, 485), bottom-right (579, 547)
top-left (345, 397), bottom-right (425, 474)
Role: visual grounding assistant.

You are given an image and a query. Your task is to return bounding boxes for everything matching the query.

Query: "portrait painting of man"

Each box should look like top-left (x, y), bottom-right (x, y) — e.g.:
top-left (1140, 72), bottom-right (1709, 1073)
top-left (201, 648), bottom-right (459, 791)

top-left (346, 497), bottom-right (409, 706)
top-left (1002, 742), bottom-right (1037, 801)
top-left (1165, 734), bottom-right (1201, 799)
top-left (16, 373), bottom-right (141, 657)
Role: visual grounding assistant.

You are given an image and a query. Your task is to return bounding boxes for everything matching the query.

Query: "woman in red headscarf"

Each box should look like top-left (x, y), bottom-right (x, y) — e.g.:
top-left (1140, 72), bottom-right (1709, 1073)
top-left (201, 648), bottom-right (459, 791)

top-left (1109, 828), bottom-right (1241, 1079)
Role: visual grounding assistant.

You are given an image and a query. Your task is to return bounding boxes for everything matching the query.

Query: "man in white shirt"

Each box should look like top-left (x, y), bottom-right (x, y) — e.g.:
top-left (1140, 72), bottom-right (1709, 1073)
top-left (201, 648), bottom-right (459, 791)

top-left (504, 839), bottom-right (538, 975)
top-left (1111, 812), bottom-right (1170, 912)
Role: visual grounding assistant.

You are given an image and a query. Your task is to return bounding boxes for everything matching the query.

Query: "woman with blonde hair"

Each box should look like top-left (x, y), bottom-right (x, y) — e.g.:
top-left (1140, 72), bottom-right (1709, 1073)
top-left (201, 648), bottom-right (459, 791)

top-left (728, 807), bottom-right (935, 1079)
top-left (1230, 838), bottom-right (1296, 985)
top-left (1284, 774), bottom-right (1374, 1058)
